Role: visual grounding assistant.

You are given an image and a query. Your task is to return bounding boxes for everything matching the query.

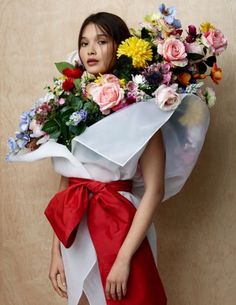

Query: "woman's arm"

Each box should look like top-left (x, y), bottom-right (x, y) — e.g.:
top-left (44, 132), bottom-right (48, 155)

top-left (49, 176), bottom-right (69, 299)
top-left (117, 130), bottom-right (165, 261)
top-left (105, 130), bottom-right (165, 300)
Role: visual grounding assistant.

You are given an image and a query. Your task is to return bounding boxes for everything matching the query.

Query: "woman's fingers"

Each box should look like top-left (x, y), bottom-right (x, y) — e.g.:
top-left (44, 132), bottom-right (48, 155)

top-left (49, 271), bottom-right (67, 298)
top-left (105, 281), bottom-right (126, 300)
top-left (116, 282), bottom-right (122, 300)
top-left (105, 281), bottom-right (111, 300)
top-left (59, 269), bottom-right (68, 298)
top-left (49, 272), bottom-right (64, 297)
top-left (110, 282), bottom-right (117, 300)
top-left (59, 269), bottom-right (67, 289)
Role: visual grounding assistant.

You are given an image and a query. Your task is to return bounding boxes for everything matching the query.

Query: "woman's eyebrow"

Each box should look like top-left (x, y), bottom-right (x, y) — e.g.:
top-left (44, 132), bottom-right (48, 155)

top-left (81, 34), bottom-right (108, 39)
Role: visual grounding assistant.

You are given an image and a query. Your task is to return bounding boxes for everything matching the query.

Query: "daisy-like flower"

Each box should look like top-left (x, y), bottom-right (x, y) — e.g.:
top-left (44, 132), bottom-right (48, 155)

top-left (200, 22), bottom-right (216, 33)
top-left (117, 37), bottom-right (153, 68)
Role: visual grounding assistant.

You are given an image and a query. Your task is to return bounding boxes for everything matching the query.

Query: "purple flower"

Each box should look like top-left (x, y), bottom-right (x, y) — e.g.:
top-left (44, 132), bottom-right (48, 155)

top-left (68, 109), bottom-right (87, 126)
top-left (79, 109), bottom-right (87, 121)
top-left (186, 25), bottom-right (197, 42)
top-left (7, 137), bottom-right (18, 152)
top-left (19, 111), bottom-right (31, 132)
top-left (15, 132), bottom-right (31, 148)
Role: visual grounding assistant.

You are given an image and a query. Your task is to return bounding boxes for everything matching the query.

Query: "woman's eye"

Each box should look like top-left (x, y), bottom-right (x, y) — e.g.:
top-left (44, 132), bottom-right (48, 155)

top-left (98, 40), bottom-right (107, 45)
top-left (81, 42), bottom-right (88, 47)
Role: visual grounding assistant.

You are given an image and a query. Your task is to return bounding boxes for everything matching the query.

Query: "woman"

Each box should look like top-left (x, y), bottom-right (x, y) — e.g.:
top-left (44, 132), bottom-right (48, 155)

top-left (48, 12), bottom-right (167, 305)
top-left (8, 10), bottom-right (210, 305)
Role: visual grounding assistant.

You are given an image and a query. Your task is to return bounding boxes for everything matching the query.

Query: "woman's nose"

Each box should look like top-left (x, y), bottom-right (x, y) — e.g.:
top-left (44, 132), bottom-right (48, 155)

top-left (87, 44), bottom-right (96, 55)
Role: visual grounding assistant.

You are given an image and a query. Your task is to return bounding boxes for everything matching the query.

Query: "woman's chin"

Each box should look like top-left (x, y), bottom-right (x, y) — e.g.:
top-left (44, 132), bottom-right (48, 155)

top-left (85, 65), bottom-right (107, 76)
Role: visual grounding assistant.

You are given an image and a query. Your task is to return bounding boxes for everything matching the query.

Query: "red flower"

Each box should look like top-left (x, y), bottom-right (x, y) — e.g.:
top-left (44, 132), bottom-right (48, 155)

top-left (62, 78), bottom-right (75, 91)
top-left (62, 68), bottom-right (83, 79)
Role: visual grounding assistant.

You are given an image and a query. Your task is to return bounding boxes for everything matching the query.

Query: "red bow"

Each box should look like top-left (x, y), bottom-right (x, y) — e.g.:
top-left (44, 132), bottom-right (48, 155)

top-left (45, 177), bottom-right (167, 304)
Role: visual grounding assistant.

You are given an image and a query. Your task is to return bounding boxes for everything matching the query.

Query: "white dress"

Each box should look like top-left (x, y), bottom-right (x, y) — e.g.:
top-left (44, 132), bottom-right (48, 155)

top-left (9, 93), bottom-right (210, 305)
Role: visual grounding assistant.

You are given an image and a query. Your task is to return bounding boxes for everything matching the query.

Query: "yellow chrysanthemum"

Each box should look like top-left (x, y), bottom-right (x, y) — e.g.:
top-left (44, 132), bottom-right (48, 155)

top-left (200, 22), bottom-right (216, 33)
top-left (95, 73), bottom-right (103, 84)
top-left (117, 37), bottom-right (153, 68)
top-left (119, 79), bottom-right (126, 87)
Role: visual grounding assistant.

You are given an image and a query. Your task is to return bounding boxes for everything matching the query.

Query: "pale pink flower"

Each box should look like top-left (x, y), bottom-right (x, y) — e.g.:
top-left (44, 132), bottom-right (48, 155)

top-left (99, 74), bottom-right (121, 85)
top-left (185, 42), bottom-right (205, 56)
top-left (58, 98), bottom-right (66, 105)
top-left (36, 134), bottom-right (50, 145)
top-left (154, 84), bottom-right (181, 111)
top-left (29, 119), bottom-right (46, 137)
top-left (158, 37), bottom-right (188, 67)
top-left (89, 82), bottom-right (125, 114)
top-left (202, 29), bottom-right (227, 55)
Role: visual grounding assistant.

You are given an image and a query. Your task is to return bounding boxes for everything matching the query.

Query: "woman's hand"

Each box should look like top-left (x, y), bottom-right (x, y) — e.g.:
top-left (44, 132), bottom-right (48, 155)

top-left (49, 250), bottom-right (68, 299)
top-left (105, 256), bottom-right (131, 301)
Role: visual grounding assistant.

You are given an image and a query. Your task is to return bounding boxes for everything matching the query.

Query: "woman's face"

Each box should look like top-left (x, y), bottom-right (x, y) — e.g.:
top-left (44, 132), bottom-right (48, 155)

top-left (79, 23), bottom-right (116, 75)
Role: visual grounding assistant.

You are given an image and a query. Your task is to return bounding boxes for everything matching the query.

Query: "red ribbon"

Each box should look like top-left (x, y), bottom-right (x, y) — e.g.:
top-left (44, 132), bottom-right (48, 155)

top-left (45, 177), bottom-right (167, 304)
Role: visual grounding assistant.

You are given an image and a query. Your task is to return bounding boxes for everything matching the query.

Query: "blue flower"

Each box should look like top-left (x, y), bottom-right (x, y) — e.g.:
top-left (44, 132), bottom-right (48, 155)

top-left (159, 3), bottom-right (181, 27)
top-left (79, 109), bottom-right (87, 122)
top-left (15, 132), bottom-right (31, 148)
top-left (68, 109), bottom-right (87, 126)
top-left (7, 137), bottom-right (18, 152)
top-left (19, 111), bottom-right (31, 132)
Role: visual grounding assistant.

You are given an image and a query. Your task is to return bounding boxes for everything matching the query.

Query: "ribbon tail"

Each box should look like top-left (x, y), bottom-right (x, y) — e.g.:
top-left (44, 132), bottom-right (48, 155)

top-left (87, 189), bottom-right (167, 304)
top-left (44, 185), bottom-right (89, 248)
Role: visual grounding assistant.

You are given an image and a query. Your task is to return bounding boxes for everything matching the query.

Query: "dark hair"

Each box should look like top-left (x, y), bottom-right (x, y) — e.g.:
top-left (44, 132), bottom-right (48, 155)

top-left (78, 12), bottom-right (130, 50)
top-left (78, 12), bottom-right (130, 73)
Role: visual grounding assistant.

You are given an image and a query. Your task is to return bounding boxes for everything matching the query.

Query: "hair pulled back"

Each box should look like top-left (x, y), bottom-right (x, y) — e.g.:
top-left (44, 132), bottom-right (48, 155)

top-left (78, 12), bottom-right (130, 50)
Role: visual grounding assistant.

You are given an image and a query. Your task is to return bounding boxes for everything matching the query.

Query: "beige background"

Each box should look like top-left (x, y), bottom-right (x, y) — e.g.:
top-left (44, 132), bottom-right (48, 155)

top-left (1, 0), bottom-right (235, 304)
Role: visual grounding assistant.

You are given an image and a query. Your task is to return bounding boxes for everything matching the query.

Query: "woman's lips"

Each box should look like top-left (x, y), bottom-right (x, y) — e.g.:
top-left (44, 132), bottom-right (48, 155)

top-left (87, 59), bottom-right (98, 66)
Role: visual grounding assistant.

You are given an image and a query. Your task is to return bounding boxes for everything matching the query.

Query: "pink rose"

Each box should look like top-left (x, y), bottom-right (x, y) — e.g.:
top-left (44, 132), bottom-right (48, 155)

top-left (99, 74), bottom-right (121, 85)
top-left (89, 83), bottom-right (125, 114)
top-left (158, 37), bottom-right (188, 67)
top-left (202, 29), bottom-right (227, 55)
top-left (185, 41), bottom-right (205, 56)
top-left (154, 84), bottom-right (181, 111)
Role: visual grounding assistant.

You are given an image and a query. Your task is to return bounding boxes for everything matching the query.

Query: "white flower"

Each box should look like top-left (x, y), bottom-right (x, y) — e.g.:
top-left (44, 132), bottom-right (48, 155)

top-left (132, 74), bottom-right (146, 85)
top-left (29, 119), bottom-right (46, 137)
top-left (203, 87), bottom-right (216, 108)
top-left (35, 92), bottom-right (55, 107)
top-left (36, 134), bottom-right (50, 145)
top-left (153, 84), bottom-right (181, 111)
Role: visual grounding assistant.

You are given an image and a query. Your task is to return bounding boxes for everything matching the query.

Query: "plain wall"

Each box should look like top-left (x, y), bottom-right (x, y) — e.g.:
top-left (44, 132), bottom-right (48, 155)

top-left (1, 1), bottom-right (235, 304)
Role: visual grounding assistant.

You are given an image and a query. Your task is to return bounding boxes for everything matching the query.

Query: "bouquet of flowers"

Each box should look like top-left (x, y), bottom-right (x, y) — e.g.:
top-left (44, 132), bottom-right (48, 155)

top-left (7, 3), bottom-right (227, 158)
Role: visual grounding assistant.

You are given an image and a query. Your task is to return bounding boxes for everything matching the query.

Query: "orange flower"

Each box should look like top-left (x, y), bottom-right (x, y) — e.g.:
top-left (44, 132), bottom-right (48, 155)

top-left (193, 73), bottom-right (207, 79)
top-left (211, 63), bottom-right (222, 84)
top-left (178, 72), bottom-right (191, 86)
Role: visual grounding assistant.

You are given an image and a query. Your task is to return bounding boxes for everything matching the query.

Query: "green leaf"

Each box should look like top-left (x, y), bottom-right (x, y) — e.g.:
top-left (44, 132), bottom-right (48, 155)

top-left (196, 62), bottom-right (208, 74)
top-left (49, 130), bottom-right (61, 139)
top-left (69, 122), bottom-right (86, 136)
top-left (60, 106), bottom-right (74, 114)
top-left (73, 78), bottom-right (82, 91)
top-left (61, 108), bottom-right (74, 123)
top-left (205, 56), bottom-right (216, 67)
top-left (60, 122), bottom-right (68, 138)
top-left (42, 119), bottom-right (60, 134)
top-left (55, 62), bottom-right (75, 74)
top-left (187, 53), bottom-right (205, 60)
top-left (141, 28), bottom-right (151, 40)
top-left (71, 97), bottom-right (83, 110)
